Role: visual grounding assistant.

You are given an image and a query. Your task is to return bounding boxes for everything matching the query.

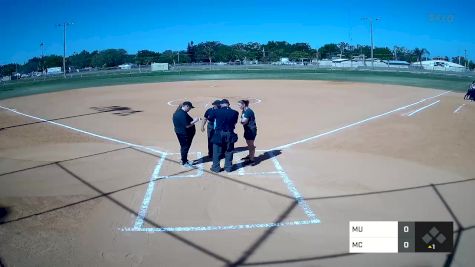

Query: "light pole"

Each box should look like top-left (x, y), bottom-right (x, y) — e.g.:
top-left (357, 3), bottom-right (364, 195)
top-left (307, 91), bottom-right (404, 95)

top-left (464, 49), bottom-right (468, 69)
top-left (40, 42), bottom-right (44, 72)
top-left (57, 22), bottom-right (73, 78)
top-left (361, 17), bottom-right (380, 69)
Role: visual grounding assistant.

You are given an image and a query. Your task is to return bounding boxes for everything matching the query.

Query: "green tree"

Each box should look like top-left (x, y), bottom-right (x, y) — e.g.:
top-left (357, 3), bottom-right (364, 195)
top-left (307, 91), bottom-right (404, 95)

top-left (176, 51), bottom-right (191, 63)
top-left (264, 41), bottom-right (292, 61)
top-left (136, 50), bottom-right (160, 65)
top-left (158, 50), bottom-right (175, 64)
top-left (318, 43), bottom-right (339, 59)
top-left (195, 41), bottom-right (221, 63)
top-left (43, 55), bottom-right (63, 68)
top-left (187, 41), bottom-right (196, 63)
top-left (91, 49), bottom-right (128, 68)
top-left (289, 51), bottom-right (310, 61)
top-left (214, 45), bottom-right (233, 62)
top-left (413, 48), bottom-right (430, 66)
top-left (244, 42), bottom-right (263, 61)
top-left (0, 64), bottom-right (18, 76)
top-left (20, 57), bottom-right (42, 73)
top-left (231, 43), bottom-right (247, 61)
top-left (373, 47), bottom-right (393, 60)
top-left (337, 42), bottom-right (349, 58)
top-left (68, 50), bottom-right (93, 69)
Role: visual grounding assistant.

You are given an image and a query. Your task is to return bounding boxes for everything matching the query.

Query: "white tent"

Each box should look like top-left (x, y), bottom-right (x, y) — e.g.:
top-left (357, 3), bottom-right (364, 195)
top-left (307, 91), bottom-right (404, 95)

top-left (412, 60), bottom-right (466, 72)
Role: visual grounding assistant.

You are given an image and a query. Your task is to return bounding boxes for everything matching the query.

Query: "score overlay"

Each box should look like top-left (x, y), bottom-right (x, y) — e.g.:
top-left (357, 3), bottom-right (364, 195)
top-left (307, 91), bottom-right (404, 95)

top-left (349, 221), bottom-right (453, 253)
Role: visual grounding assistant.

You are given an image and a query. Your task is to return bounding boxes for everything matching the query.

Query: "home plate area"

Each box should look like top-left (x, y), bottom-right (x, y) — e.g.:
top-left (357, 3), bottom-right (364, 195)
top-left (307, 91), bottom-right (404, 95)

top-left (121, 150), bottom-right (320, 233)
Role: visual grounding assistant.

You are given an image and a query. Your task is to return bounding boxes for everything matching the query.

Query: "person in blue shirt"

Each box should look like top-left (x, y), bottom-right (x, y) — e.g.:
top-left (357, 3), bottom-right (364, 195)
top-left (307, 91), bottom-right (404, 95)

top-left (238, 100), bottom-right (258, 165)
top-left (201, 99), bottom-right (221, 158)
top-left (207, 99), bottom-right (239, 172)
top-left (172, 101), bottom-right (201, 167)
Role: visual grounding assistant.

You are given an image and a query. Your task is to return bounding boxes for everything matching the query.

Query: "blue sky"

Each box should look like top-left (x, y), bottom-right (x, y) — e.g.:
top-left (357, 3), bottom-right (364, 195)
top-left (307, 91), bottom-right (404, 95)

top-left (1, 0), bottom-right (474, 64)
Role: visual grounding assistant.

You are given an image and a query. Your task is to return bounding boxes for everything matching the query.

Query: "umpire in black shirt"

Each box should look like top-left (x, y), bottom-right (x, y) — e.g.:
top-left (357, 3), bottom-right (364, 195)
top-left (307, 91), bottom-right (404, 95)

top-left (201, 99), bottom-right (221, 158)
top-left (172, 101), bottom-right (201, 166)
top-left (208, 99), bottom-right (239, 172)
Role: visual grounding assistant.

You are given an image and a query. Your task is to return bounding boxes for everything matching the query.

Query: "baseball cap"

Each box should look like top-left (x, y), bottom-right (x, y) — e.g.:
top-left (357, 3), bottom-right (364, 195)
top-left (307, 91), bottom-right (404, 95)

top-left (221, 99), bottom-right (230, 105)
top-left (182, 101), bottom-right (195, 108)
top-left (212, 100), bottom-right (221, 106)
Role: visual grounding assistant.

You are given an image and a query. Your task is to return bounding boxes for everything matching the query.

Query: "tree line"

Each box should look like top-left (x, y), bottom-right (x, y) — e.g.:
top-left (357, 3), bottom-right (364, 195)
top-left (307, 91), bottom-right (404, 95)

top-left (1, 41), bottom-right (474, 76)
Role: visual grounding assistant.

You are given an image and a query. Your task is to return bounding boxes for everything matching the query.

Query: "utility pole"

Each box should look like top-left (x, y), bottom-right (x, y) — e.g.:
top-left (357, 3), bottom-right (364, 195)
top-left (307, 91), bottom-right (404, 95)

top-left (362, 17), bottom-right (380, 69)
top-left (464, 49), bottom-right (468, 69)
top-left (57, 22), bottom-right (73, 78)
top-left (40, 42), bottom-right (44, 72)
top-left (262, 47), bottom-right (266, 63)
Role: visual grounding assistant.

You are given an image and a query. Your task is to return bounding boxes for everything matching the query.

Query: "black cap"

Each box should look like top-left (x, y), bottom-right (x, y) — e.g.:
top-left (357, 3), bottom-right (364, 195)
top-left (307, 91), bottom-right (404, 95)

top-left (182, 101), bottom-right (195, 108)
top-left (221, 99), bottom-right (230, 105)
top-left (212, 100), bottom-right (221, 106)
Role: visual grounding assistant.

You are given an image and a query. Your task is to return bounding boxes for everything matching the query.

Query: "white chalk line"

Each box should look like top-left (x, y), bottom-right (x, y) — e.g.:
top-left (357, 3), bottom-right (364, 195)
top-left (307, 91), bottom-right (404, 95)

top-left (270, 152), bottom-right (318, 221)
top-left (406, 100), bottom-right (440, 117)
top-left (167, 99), bottom-right (184, 107)
top-left (453, 104), bottom-right (465, 114)
top-left (133, 154), bottom-right (167, 229)
top-left (168, 98), bottom-right (263, 108)
top-left (125, 150), bottom-right (319, 232)
top-left (270, 91), bottom-right (450, 150)
top-left (157, 151), bottom-right (204, 178)
top-left (0, 105), bottom-right (167, 156)
top-left (122, 219), bottom-right (320, 233)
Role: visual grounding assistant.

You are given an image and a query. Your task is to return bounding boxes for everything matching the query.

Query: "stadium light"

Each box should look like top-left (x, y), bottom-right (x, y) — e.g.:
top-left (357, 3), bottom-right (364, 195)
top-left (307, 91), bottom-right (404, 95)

top-left (56, 22), bottom-right (73, 78)
top-left (361, 17), bottom-right (380, 69)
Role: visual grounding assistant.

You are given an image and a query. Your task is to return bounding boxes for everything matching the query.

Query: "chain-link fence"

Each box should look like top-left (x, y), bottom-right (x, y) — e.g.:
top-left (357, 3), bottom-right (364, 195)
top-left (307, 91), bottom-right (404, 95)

top-left (2, 63), bottom-right (474, 85)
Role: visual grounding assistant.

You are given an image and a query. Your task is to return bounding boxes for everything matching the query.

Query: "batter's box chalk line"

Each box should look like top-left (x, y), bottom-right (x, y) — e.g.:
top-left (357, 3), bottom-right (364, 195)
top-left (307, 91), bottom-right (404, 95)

top-left (121, 150), bottom-right (320, 233)
top-left (157, 152), bottom-right (204, 179)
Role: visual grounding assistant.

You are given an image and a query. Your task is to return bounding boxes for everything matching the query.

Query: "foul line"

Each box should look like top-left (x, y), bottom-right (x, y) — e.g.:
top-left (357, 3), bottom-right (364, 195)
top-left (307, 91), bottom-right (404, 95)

top-left (133, 154), bottom-right (167, 229)
top-left (406, 100), bottom-right (440, 117)
top-left (270, 91), bottom-right (449, 150)
top-left (0, 105), bottom-right (167, 156)
top-left (453, 104), bottom-right (465, 114)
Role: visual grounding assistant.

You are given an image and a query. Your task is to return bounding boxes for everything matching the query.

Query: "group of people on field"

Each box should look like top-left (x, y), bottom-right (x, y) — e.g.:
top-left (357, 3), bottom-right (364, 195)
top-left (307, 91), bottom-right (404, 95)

top-left (172, 99), bottom-right (257, 173)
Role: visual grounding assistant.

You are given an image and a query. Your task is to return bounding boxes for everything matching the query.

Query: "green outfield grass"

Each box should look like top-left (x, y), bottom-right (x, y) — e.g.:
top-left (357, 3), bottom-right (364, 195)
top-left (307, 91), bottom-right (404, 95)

top-left (0, 69), bottom-right (472, 100)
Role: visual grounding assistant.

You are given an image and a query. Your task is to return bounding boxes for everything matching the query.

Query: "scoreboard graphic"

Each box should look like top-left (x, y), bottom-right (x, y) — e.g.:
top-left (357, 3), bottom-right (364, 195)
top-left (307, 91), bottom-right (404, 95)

top-left (349, 221), bottom-right (453, 253)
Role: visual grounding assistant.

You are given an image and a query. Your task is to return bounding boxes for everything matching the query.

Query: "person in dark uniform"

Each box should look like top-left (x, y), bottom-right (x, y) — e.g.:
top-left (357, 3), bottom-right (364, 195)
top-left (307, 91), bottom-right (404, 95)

top-left (238, 100), bottom-right (258, 165)
top-left (208, 99), bottom-right (239, 172)
top-left (172, 101), bottom-right (201, 167)
top-left (464, 81), bottom-right (475, 101)
top-left (201, 100), bottom-right (221, 158)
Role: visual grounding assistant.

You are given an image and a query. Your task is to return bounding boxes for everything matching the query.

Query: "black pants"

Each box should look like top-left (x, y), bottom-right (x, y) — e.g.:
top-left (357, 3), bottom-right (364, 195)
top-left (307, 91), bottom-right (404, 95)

top-left (176, 132), bottom-right (194, 163)
top-left (465, 89), bottom-right (475, 100)
top-left (207, 124), bottom-right (215, 157)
